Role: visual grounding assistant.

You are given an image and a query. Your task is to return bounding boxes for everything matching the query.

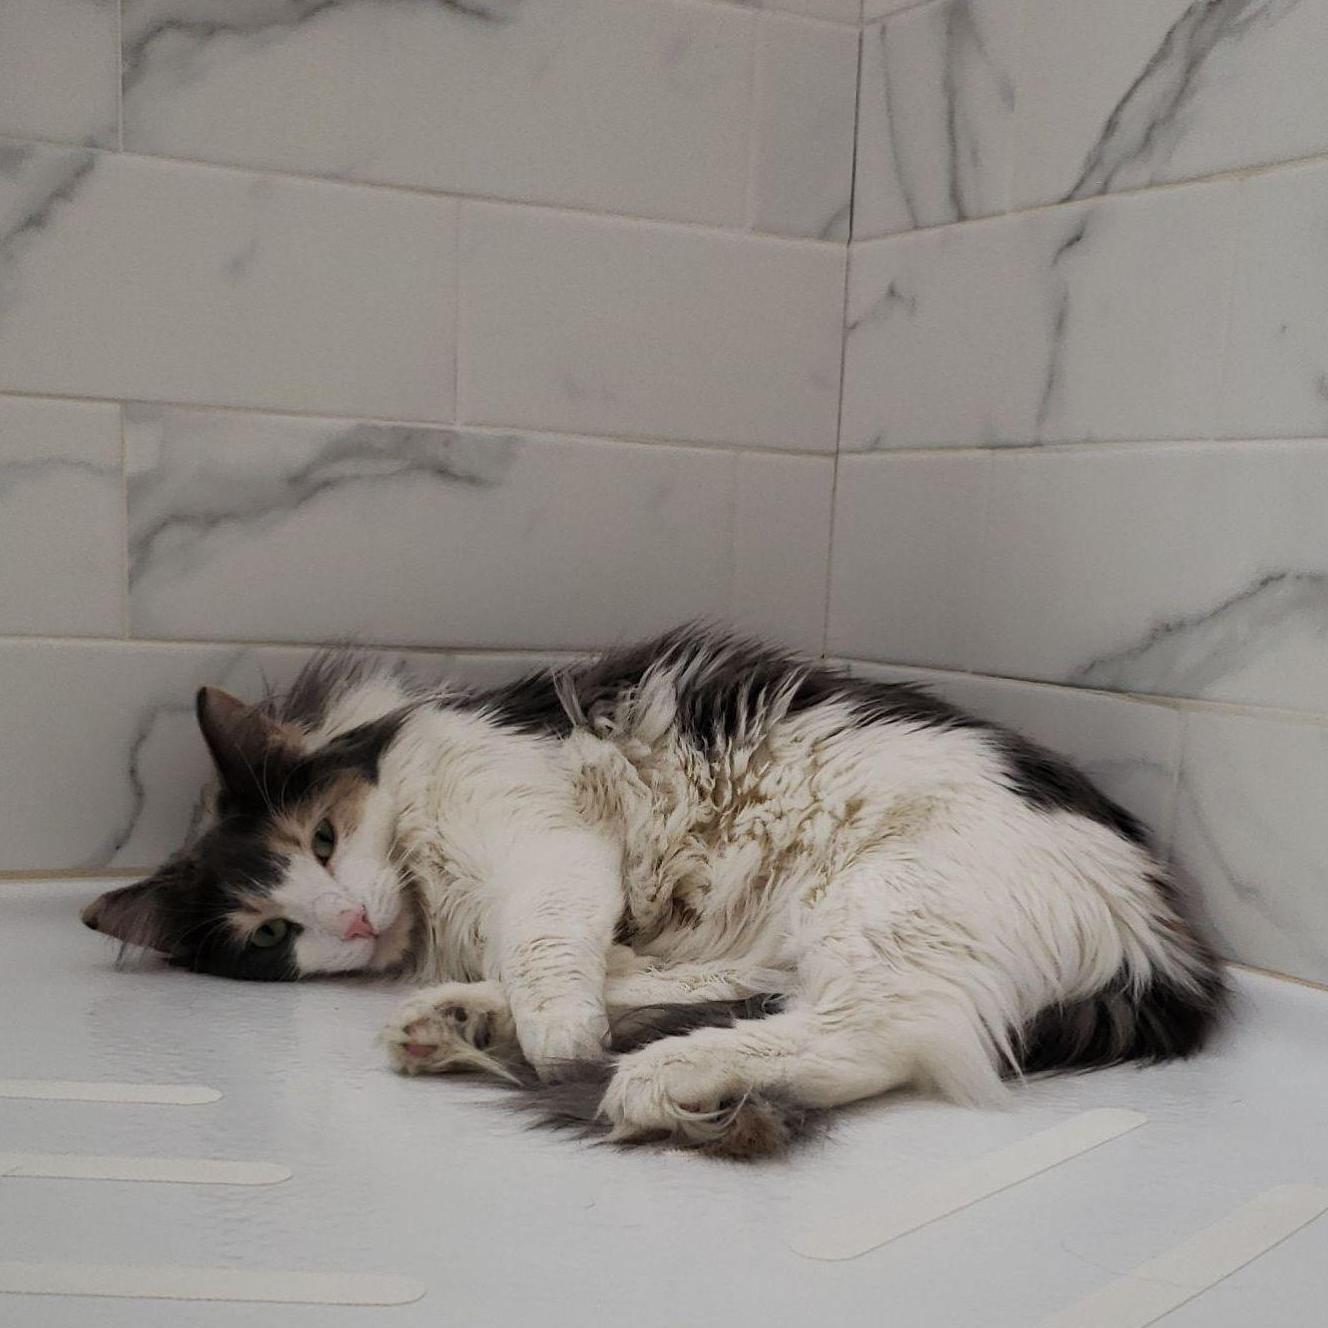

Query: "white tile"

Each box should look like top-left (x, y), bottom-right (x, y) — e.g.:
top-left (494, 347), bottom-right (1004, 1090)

top-left (751, 16), bottom-right (857, 241)
top-left (126, 405), bottom-right (829, 649)
top-left (975, 442), bottom-right (1328, 713)
top-left (1015, 0), bottom-right (1328, 209)
top-left (841, 218), bottom-right (1050, 450)
top-left (862, 0), bottom-right (927, 16)
top-left (841, 184), bottom-right (1235, 450)
top-left (0, 143), bottom-right (456, 420)
top-left (1223, 161), bottom-right (1328, 439)
top-left (0, 396), bottom-right (124, 636)
top-left (0, 0), bottom-right (119, 148)
top-left (458, 203), bottom-right (845, 451)
top-left (122, 0), bottom-right (754, 228)
top-left (733, 453), bottom-right (834, 652)
top-left (751, 15), bottom-right (858, 240)
top-left (0, 640), bottom-right (563, 873)
top-left (842, 662), bottom-right (1183, 843)
top-left (764, 0), bottom-right (861, 21)
top-left (854, 0), bottom-right (1020, 240)
top-left (826, 450), bottom-right (989, 667)
top-left (1173, 710), bottom-right (1328, 985)
top-left (1011, 0), bottom-right (1191, 209)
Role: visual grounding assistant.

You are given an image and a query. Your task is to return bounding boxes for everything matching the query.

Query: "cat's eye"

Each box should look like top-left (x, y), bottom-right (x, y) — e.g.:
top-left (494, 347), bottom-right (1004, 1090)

top-left (249, 919), bottom-right (290, 949)
top-left (311, 819), bottom-right (336, 864)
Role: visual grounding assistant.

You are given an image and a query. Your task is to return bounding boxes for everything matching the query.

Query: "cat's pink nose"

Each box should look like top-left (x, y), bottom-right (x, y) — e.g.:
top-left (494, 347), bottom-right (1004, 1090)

top-left (339, 907), bottom-right (377, 942)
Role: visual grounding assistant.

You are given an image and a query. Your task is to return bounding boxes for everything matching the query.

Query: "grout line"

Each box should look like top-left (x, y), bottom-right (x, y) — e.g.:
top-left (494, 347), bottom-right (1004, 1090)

top-left (1226, 960), bottom-right (1328, 995)
top-left (831, 658), bottom-right (1328, 729)
top-left (850, 146), bottom-right (1328, 247)
top-left (0, 387), bottom-right (838, 459)
top-left (114, 0), bottom-right (124, 151)
top-left (743, 15), bottom-right (766, 232)
top-left (116, 402), bottom-right (129, 638)
top-left (834, 436), bottom-right (1328, 458)
top-left (0, 131), bottom-right (844, 251)
top-left (819, 21), bottom-right (865, 659)
top-left (0, 634), bottom-right (591, 657)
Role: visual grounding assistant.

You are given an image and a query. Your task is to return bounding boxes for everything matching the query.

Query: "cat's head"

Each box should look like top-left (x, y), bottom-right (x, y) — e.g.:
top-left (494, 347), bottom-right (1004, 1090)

top-left (81, 687), bottom-right (419, 980)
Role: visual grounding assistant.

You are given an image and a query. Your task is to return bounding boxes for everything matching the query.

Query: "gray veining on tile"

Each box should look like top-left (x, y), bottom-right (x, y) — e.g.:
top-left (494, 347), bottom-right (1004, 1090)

top-left (0, 395), bottom-right (124, 637)
top-left (0, 141), bottom-right (458, 419)
top-left (1172, 709), bottom-right (1328, 984)
top-left (1071, 571), bottom-right (1328, 700)
top-left (841, 182), bottom-right (1235, 450)
top-left (128, 413), bottom-right (515, 583)
top-left (1015, 0), bottom-right (1328, 209)
top-left (854, 0), bottom-right (1019, 239)
top-left (122, 0), bottom-right (758, 227)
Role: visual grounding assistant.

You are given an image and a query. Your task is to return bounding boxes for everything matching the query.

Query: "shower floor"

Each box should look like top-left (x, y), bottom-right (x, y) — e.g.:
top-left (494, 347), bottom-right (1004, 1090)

top-left (2, 878), bottom-right (1326, 1328)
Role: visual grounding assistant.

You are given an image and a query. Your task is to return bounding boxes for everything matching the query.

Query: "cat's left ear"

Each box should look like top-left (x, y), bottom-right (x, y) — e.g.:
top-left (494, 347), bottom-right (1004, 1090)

top-left (80, 858), bottom-right (191, 951)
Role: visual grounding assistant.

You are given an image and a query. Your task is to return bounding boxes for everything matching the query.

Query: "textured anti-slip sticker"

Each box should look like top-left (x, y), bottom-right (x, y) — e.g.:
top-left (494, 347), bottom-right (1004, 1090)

top-left (0, 1080), bottom-right (220, 1105)
top-left (0, 1153), bottom-right (290, 1186)
top-left (791, 1108), bottom-right (1148, 1261)
top-left (0, 1262), bottom-right (427, 1306)
top-left (1039, 1183), bottom-right (1328, 1328)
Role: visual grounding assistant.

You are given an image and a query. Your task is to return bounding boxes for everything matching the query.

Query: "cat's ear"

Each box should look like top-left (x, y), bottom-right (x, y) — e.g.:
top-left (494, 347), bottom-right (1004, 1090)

top-left (195, 686), bottom-right (296, 801)
top-left (80, 860), bottom-right (188, 950)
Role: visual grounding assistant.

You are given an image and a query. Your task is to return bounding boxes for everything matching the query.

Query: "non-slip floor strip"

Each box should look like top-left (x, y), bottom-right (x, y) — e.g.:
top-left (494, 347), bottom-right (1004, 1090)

top-left (0, 1079), bottom-right (220, 1105)
top-left (791, 1108), bottom-right (1147, 1262)
top-left (1038, 1183), bottom-right (1328, 1328)
top-left (0, 1152), bottom-right (290, 1186)
top-left (0, 1261), bottom-right (427, 1306)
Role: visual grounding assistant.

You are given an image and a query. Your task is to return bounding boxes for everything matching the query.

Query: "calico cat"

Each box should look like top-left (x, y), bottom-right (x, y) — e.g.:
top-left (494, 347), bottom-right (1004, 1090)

top-left (82, 627), bottom-right (1224, 1158)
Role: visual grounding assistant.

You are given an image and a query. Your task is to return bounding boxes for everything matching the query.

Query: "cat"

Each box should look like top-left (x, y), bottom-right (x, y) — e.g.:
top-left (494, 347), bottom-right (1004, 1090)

top-left (81, 627), bottom-right (1224, 1158)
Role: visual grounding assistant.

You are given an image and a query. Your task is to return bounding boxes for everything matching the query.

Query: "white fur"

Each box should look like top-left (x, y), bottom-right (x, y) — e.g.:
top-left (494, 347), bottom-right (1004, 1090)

top-left (263, 653), bottom-right (1206, 1132)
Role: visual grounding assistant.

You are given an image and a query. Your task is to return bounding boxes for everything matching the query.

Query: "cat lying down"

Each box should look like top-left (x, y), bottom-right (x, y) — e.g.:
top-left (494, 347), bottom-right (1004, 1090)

top-left (81, 627), bottom-right (1224, 1159)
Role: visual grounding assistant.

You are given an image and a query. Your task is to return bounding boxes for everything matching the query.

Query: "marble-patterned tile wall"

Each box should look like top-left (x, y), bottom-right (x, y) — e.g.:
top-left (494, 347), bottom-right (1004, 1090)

top-left (0, 0), bottom-right (854, 874)
top-left (837, 0), bottom-right (1328, 984)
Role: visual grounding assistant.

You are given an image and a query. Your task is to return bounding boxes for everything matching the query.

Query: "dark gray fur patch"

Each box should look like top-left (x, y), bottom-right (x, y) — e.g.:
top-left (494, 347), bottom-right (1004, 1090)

top-left (499, 995), bottom-right (825, 1159)
top-left (467, 624), bottom-right (1156, 852)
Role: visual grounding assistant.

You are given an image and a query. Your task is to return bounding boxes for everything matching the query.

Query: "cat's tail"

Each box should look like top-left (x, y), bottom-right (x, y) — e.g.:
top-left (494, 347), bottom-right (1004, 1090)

top-left (503, 996), bottom-right (822, 1160)
top-left (1016, 945), bottom-right (1228, 1075)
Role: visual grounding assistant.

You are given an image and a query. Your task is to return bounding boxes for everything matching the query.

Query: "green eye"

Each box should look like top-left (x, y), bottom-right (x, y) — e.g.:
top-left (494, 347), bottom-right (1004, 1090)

top-left (311, 819), bottom-right (336, 863)
top-left (250, 918), bottom-right (290, 949)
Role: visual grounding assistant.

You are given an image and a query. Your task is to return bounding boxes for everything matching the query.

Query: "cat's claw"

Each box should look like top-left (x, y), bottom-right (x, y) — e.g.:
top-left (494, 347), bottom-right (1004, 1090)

top-left (383, 982), bottom-right (521, 1079)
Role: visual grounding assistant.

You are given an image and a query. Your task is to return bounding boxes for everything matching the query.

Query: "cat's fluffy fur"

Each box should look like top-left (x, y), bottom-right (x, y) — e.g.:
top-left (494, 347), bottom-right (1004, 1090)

top-left (83, 627), bottom-right (1224, 1158)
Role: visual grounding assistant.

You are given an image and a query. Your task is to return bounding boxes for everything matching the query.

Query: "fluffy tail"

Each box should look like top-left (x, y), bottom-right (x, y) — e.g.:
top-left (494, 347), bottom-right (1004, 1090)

top-left (504, 996), bottom-right (823, 1160)
top-left (1017, 960), bottom-right (1227, 1075)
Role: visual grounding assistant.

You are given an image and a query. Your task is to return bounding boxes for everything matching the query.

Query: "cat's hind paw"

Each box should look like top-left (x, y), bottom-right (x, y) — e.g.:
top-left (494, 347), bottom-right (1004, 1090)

top-left (382, 982), bottom-right (523, 1081)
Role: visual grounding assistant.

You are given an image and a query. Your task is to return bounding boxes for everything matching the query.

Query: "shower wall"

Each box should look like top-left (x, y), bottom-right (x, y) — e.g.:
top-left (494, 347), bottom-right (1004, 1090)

top-left (0, 0), bottom-right (856, 874)
top-left (832, 0), bottom-right (1328, 985)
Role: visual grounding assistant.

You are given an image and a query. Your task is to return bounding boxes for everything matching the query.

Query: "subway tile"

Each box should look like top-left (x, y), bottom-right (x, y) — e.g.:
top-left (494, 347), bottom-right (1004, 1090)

top-left (763, 0), bottom-right (861, 21)
top-left (854, 0), bottom-right (1020, 240)
top-left (841, 183), bottom-right (1235, 450)
top-left (1014, 0), bottom-right (1328, 209)
top-left (842, 661), bottom-right (1183, 843)
top-left (733, 453), bottom-right (834, 652)
top-left (975, 442), bottom-right (1328, 714)
top-left (1223, 161), bottom-right (1328, 439)
top-left (0, 144), bottom-right (456, 419)
top-left (458, 203), bottom-right (844, 451)
top-left (0, 0), bottom-right (119, 148)
top-left (751, 15), bottom-right (858, 240)
top-left (122, 0), bottom-right (754, 227)
top-left (862, 0), bottom-right (925, 17)
top-left (0, 640), bottom-right (565, 874)
top-left (0, 396), bottom-right (124, 636)
top-left (826, 450), bottom-right (989, 667)
top-left (1173, 709), bottom-right (1328, 985)
top-left (125, 405), bottom-right (830, 650)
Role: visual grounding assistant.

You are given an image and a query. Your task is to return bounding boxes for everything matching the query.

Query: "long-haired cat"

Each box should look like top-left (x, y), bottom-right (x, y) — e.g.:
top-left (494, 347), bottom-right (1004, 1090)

top-left (82, 627), bottom-right (1224, 1157)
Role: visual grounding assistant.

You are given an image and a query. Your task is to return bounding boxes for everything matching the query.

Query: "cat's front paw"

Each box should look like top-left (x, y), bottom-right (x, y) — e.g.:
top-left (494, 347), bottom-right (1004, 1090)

top-left (382, 982), bottom-right (521, 1080)
top-left (514, 1006), bottom-right (609, 1082)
